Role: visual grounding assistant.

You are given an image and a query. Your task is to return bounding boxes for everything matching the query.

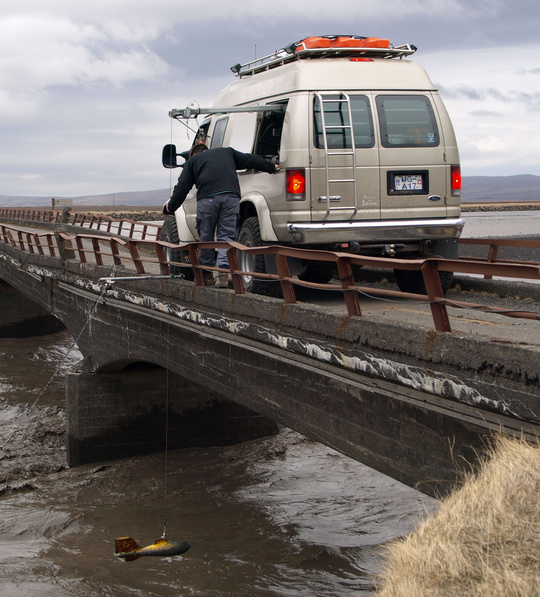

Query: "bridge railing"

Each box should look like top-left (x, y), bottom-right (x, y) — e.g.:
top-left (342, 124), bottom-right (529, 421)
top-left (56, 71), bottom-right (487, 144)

top-left (67, 212), bottom-right (162, 240)
top-left (459, 238), bottom-right (540, 279)
top-left (1, 223), bottom-right (539, 333)
top-left (0, 207), bottom-right (162, 241)
top-left (0, 208), bottom-right (62, 223)
top-left (0, 224), bottom-right (60, 257)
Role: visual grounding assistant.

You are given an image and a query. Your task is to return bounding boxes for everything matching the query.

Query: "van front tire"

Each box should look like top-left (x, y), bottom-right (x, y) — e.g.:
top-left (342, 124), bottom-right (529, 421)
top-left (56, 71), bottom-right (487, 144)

top-left (159, 217), bottom-right (194, 280)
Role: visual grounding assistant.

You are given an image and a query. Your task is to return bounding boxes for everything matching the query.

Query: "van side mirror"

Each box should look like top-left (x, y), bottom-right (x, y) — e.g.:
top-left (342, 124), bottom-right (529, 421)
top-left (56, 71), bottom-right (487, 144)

top-left (162, 144), bottom-right (178, 168)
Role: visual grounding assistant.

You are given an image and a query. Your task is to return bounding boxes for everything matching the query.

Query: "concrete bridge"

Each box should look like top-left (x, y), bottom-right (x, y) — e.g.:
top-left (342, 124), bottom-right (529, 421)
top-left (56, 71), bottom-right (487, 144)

top-left (0, 220), bottom-right (539, 497)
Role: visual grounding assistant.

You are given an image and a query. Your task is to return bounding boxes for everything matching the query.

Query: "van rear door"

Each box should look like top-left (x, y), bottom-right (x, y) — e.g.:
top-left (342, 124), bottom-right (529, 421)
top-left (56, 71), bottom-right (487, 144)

top-left (309, 93), bottom-right (380, 222)
top-left (376, 93), bottom-right (448, 220)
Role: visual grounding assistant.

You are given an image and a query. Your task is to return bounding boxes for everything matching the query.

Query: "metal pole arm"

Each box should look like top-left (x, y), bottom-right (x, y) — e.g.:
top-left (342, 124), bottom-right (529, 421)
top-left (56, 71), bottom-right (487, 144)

top-left (169, 105), bottom-right (286, 119)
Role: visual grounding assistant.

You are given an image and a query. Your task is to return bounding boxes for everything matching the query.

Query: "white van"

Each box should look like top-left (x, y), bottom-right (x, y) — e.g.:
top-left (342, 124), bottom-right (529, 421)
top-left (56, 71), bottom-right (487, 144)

top-left (161, 35), bottom-right (464, 295)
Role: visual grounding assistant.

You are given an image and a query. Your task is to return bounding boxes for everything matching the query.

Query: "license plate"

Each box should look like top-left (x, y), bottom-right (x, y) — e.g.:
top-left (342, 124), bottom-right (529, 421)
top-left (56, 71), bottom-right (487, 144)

top-left (394, 174), bottom-right (424, 191)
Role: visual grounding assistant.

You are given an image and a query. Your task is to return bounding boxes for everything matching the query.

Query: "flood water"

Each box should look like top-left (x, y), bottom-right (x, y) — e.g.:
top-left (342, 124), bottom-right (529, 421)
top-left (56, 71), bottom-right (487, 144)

top-left (461, 209), bottom-right (540, 238)
top-left (0, 330), bottom-right (437, 596)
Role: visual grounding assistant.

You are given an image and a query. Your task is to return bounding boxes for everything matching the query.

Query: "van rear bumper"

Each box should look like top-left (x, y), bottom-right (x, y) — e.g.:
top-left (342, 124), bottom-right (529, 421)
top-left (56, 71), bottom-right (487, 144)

top-left (287, 217), bottom-right (465, 244)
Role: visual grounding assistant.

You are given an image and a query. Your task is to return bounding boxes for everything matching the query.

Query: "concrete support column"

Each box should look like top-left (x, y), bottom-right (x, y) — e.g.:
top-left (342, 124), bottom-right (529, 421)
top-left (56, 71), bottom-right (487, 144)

top-left (0, 280), bottom-right (64, 337)
top-left (65, 367), bottom-right (278, 467)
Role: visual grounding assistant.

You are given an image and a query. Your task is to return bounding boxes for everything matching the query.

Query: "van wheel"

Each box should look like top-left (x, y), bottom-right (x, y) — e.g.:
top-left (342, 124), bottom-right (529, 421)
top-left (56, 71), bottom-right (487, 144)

top-left (298, 263), bottom-right (336, 284)
top-left (238, 217), bottom-right (282, 297)
top-left (159, 217), bottom-right (194, 280)
top-left (393, 268), bottom-right (453, 295)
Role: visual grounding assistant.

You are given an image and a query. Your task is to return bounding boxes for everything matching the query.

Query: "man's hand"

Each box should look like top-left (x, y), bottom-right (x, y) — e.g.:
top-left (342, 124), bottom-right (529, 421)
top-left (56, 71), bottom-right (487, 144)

top-left (162, 200), bottom-right (171, 215)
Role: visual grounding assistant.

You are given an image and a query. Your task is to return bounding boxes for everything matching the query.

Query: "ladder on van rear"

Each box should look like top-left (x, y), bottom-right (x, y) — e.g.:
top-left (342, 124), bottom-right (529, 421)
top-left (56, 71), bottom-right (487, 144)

top-left (315, 92), bottom-right (358, 219)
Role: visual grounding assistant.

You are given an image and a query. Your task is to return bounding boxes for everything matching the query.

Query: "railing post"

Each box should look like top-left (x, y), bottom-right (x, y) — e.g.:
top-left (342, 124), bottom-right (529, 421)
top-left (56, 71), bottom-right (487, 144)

top-left (75, 237), bottom-right (87, 263)
top-left (422, 261), bottom-right (452, 333)
top-left (154, 243), bottom-right (171, 275)
top-left (16, 230), bottom-right (25, 251)
top-left (226, 246), bottom-right (245, 294)
top-left (336, 257), bottom-right (361, 317)
top-left (126, 241), bottom-right (146, 274)
top-left (29, 232), bottom-right (44, 255)
top-left (188, 244), bottom-right (205, 285)
top-left (46, 235), bottom-right (57, 258)
top-left (26, 232), bottom-right (36, 254)
top-left (55, 229), bottom-right (76, 263)
top-left (92, 238), bottom-right (104, 266)
top-left (274, 253), bottom-right (296, 304)
top-left (110, 239), bottom-right (123, 267)
top-left (485, 244), bottom-right (499, 279)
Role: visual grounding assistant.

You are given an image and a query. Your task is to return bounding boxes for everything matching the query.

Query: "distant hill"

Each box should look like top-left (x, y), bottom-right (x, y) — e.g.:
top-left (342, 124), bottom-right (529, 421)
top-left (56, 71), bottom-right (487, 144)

top-left (1, 175), bottom-right (539, 207)
top-left (462, 174), bottom-right (540, 203)
top-left (0, 188), bottom-right (170, 209)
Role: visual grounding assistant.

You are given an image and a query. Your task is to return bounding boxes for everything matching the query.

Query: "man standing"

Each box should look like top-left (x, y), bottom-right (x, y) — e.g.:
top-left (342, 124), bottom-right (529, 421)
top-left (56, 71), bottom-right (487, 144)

top-left (163, 144), bottom-right (279, 287)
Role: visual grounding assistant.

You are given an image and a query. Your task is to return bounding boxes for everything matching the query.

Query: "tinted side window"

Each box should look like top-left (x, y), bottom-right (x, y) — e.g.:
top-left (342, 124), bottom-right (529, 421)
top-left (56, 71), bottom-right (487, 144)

top-left (314, 94), bottom-right (374, 149)
top-left (210, 117), bottom-right (229, 148)
top-left (376, 95), bottom-right (439, 148)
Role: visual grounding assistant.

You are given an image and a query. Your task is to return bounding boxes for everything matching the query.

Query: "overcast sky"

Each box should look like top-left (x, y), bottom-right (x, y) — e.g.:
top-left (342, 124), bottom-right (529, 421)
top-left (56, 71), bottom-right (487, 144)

top-left (1, 0), bottom-right (539, 197)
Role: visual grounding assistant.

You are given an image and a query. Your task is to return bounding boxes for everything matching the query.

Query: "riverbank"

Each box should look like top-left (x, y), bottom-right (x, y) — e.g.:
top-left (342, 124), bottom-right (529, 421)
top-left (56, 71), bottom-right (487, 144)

top-left (376, 435), bottom-right (540, 596)
top-left (461, 201), bottom-right (540, 212)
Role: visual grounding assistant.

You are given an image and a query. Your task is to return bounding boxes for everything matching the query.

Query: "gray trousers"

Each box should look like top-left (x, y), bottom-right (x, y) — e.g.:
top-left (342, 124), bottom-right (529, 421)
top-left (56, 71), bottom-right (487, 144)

top-left (196, 193), bottom-right (240, 268)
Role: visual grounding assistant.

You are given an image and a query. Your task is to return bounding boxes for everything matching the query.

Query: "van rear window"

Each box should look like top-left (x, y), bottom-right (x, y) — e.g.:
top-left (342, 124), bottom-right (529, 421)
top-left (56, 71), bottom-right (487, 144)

top-left (376, 95), bottom-right (439, 148)
top-left (314, 94), bottom-right (374, 149)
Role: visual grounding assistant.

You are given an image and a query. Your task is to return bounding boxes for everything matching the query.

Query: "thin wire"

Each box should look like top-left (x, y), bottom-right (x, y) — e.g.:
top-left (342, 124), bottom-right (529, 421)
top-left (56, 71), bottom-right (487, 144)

top-left (0, 264), bottom-right (124, 451)
top-left (355, 288), bottom-right (423, 304)
top-left (162, 320), bottom-right (170, 539)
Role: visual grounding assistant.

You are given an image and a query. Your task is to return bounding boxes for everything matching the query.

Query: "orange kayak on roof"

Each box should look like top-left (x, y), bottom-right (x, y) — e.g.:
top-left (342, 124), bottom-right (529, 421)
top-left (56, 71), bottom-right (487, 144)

top-left (294, 35), bottom-right (390, 52)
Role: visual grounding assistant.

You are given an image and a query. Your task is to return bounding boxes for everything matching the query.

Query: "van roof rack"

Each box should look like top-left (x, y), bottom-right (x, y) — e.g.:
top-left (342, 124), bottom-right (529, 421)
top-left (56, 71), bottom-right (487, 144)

top-left (231, 36), bottom-right (417, 77)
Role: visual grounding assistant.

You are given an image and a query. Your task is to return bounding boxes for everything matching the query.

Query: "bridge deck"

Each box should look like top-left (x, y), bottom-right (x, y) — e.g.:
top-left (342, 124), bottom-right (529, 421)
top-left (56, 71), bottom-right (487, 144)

top-left (0, 214), bottom-right (538, 496)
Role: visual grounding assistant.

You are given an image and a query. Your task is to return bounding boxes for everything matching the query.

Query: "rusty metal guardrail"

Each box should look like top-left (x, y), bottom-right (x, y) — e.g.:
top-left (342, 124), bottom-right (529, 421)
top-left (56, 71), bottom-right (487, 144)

top-left (0, 208), bottom-right (62, 223)
top-left (0, 225), bottom-right (60, 257)
top-left (0, 207), bottom-right (162, 241)
top-left (67, 212), bottom-right (162, 240)
top-left (0, 222), bottom-right (539, 333)
top-left (459, 238), bottom-right (540, 279)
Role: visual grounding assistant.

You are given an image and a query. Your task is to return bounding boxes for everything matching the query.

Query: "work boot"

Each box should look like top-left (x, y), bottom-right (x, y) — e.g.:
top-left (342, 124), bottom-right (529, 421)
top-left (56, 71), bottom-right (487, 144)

top-left (216, 273), bottom-right (229, 288)
top-left (202, 271), bottom-right (215, 286)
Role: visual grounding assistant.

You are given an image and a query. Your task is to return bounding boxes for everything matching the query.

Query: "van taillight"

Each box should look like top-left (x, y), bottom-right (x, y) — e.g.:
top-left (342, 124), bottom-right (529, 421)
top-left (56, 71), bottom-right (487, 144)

top-left (286, 169), bottom-right (306, 201)
top-left (451, 165), bottom-right (461, 197)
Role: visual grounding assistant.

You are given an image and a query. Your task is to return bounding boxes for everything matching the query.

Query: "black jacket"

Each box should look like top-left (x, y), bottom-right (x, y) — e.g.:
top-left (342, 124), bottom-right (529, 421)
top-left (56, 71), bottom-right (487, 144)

top-left (167, 147), bottom-right (275, 213)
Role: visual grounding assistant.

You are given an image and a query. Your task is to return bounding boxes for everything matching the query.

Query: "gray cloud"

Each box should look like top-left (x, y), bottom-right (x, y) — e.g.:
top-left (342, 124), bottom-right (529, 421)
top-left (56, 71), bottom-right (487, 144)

top-left (439, 84), bottom-right (540, 111)
top-left (1, 1), bottom-right (540, 196)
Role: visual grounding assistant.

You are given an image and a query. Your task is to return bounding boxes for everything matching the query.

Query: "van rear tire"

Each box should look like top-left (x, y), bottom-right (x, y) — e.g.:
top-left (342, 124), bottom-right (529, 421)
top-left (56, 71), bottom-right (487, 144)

top-left (159, 217), bottom-right (194, 280)
top-left (238, 217), bottom-right (282, 297)
top-left (393, 268), bottom-right (453, 295)
top-left (298, 263), bottom-right (336, 284)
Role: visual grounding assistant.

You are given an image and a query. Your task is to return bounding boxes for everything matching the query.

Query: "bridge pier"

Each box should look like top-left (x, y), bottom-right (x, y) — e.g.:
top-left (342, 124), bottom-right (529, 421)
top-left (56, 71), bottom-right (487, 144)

top-left (65, 366), bottom-right (279, 466)
top-left (0, 280), bottom-right (64, 337)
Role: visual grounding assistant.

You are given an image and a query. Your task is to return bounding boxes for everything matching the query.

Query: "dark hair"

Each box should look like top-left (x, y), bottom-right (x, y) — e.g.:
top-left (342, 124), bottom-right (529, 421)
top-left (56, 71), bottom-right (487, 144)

top-left (189, 143), bottom-right (208, 158)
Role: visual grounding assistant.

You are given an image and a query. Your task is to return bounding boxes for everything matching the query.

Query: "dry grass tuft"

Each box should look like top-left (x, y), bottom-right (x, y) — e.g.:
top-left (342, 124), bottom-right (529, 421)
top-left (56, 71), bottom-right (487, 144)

top-left (377, 435), bottom-right (540, 596)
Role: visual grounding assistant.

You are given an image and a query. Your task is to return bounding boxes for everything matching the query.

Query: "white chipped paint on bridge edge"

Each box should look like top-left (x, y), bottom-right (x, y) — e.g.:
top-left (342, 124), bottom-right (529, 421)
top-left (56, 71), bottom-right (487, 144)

top-left (12, 259), bottom-right (535, 421)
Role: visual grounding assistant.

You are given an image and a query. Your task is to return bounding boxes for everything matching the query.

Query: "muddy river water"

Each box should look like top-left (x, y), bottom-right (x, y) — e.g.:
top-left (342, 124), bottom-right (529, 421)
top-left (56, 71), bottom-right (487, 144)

top-left (0, 330), bottom-right (437, 596)
top-left (461, 209), bottom-right (540, 238)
